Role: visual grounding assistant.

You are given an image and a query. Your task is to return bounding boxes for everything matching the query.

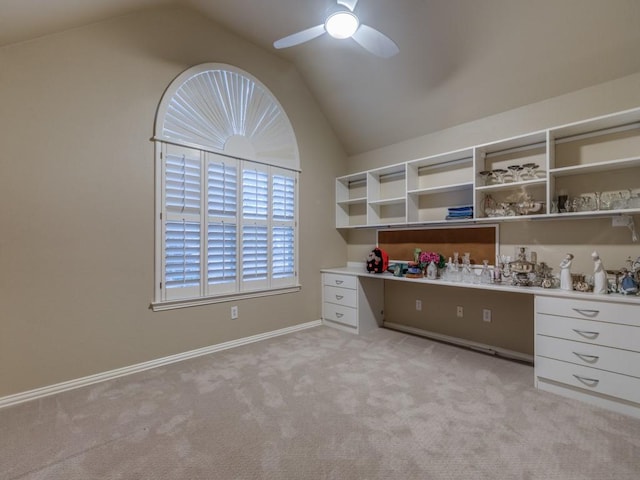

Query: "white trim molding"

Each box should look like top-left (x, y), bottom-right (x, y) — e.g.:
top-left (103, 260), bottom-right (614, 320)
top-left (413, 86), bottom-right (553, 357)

top-left (0, 320), bottom-right (322, 410)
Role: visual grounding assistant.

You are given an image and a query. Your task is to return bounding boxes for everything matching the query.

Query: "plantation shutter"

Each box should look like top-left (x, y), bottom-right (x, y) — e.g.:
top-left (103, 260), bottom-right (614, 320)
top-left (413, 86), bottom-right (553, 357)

top-left (271, 170), bottom-right (296, 285)
top-left (206, 154), bottom-right (238, 294)
top-left (163, 145), bottom-right (202, 299)
top-left (241, 164), bottom-right (269, 290)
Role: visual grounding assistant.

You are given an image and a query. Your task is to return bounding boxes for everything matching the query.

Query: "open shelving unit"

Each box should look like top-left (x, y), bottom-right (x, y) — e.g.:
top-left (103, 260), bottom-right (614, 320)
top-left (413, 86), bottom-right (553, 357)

top-left (336, 106), bottom-right (640, 228)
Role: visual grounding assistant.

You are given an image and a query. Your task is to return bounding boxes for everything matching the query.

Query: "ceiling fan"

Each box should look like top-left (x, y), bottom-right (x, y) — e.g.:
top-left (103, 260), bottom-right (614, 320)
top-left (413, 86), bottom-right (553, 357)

top-left (273, 0), bottom-right (399, 58)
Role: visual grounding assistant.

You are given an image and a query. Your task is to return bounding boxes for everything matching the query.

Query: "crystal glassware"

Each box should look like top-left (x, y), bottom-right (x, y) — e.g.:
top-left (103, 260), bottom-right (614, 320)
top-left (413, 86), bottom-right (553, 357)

top-left (492, 168), bottom-right (507, 184)
top-left (507, 164), bottom-right (522, 183)
top-left (522, 163), bottom-right (539, 180)
top-left (478, 170), bottom-right (493, 186)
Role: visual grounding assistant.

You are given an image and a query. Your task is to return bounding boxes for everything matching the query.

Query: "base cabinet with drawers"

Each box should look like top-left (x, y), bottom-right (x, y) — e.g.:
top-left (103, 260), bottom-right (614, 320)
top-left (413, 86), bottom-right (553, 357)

top-left (322, 272), bottom-right (384, 334)
top-left (535, 295), bottom-right (640, 418)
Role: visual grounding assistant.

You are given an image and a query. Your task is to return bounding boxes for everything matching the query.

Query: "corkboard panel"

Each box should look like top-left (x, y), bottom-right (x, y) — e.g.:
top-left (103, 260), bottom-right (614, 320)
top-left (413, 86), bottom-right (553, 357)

top-left (378, 226), bottom-right (498, 265)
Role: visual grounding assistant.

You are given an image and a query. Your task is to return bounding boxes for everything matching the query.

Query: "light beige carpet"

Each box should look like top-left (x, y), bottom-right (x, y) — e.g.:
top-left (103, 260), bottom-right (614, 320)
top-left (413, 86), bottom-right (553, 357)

top-left (2, 325), bottom-right (640, 479)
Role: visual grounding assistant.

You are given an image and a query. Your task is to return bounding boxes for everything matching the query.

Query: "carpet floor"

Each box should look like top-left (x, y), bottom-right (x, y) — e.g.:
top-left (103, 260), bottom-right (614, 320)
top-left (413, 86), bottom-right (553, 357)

top-left (1, 325), bottom-right (640, 479)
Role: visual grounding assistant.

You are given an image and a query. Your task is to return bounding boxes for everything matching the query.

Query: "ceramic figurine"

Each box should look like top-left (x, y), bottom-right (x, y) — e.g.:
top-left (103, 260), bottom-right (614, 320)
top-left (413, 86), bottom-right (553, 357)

top-left (592, 251), bottom-right (607, 294)
top-left (620, 269), bottom-right (639, 295)
top-left (559, 253), bottom-right (574, 291)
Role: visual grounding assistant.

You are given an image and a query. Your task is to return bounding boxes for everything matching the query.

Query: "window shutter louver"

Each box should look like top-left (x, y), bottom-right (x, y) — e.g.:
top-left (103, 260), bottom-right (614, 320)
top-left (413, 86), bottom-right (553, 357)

top-left (165, 153), bottom-right (201, 215)
top-left (242, 225), bottom-right (269, 282)
top-left (271, 171), bottom-right (296, 284)
top-left (242, 168), bottom-right (268, 220)
top-left (165, 221), bottom-right (201, 290)
top-left (207, 222), bottom-right (237, 286)
top-left (272, 174), bottom-right (295, 221)
top-left (208, 161), bottom-right (237, 218)
top-left (272, 226), bottom-right (295, 278)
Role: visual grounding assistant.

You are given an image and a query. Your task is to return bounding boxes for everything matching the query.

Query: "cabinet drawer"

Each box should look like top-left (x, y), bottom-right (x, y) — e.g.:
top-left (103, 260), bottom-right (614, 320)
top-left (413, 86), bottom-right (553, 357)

top-left (536, 313), bottom-right (640, 352)
top-left (535, 356), bottom-right (640, 405)
top-left (323, 285), bottom-right (357, 308)
top-left (536, 335), bottom-right (640, 378)
top-left (535, 295), bottom-right (640, 327)
top-left (323, 273), bottom-right (357, 290)
top-left (323, 302), bottom-right (357, 327)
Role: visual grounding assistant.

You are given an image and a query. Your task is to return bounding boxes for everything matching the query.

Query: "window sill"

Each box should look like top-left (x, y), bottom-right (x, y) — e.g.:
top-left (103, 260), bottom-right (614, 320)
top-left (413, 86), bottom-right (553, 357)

top-left (150, 285), bottom-right (302, 312)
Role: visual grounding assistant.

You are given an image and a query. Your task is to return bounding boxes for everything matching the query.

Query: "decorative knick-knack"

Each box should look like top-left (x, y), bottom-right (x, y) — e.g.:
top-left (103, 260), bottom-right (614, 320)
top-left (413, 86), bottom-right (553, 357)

top-left (559, 253), bottom-right (574, 291)
top-left (426, 261), bottom-right (437, 280)
top-left (480, 260), bottom-right (492, 284)
top-left (592, 251), bottom-right (607, 294)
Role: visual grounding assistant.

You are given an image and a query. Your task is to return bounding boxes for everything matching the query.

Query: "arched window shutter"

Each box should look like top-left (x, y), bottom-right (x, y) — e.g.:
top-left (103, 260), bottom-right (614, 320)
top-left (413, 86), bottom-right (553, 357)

top-left (153, 64), bottom-right (300, 308)
top-left (155, 64), bottom-right (300, 171)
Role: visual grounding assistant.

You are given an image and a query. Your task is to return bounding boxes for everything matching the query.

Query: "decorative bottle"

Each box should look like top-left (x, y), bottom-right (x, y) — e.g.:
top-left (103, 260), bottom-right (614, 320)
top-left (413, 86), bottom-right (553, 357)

top-left (427, 261), bottom-right (437, 280)
top-left (480, 260), bottom-right (492, 284)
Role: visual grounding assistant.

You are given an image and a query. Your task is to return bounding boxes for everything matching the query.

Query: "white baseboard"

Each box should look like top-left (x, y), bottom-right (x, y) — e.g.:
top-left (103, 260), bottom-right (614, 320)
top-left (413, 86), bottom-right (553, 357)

top-left (383, 321), bottom-right (534, 364)
top-left (0, 320), bottom-right (322, 410)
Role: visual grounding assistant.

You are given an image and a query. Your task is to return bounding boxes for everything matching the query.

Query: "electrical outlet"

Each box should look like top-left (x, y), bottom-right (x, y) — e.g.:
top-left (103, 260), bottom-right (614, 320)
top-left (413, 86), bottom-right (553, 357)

top-left (456, 306), bottom-right (463, 318)
top-left (483, 309), bottom-right (492, 322)
top-left (416, 300), bottom-right (422, 311)
top-left (231, 305), bottom-right (238, 319)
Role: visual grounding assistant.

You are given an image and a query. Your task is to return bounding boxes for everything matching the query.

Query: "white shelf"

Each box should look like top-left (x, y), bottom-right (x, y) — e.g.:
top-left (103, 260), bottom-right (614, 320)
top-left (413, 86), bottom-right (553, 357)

top-left (549, 156), bottom-right (640, 177)
top-left (368, 196), bottom-right (406, 206)
top-left (476, 178), bottom-right (546, 192)
top-left (408, 182), bottom-right (473, 196)
top-left (337, 197), bottom-right (367, 206)
top-left (336, 106), bottom-right (640, 228)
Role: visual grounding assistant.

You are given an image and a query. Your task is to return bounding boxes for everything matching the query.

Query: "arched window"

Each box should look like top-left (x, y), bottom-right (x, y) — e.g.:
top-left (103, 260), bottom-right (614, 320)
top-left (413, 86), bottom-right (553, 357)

top-left (152, 64), bottom-right (300, 310)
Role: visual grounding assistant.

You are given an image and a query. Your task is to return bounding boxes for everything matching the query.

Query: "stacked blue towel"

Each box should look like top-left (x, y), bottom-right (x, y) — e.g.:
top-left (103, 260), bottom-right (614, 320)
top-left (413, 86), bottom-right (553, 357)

top-left (446, 205), bottom-right (473, 220)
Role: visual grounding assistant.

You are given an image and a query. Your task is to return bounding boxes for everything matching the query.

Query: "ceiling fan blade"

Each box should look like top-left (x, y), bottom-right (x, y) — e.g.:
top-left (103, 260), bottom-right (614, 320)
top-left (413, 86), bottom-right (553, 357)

top-left (273, 24), bottom-right (326, 49)
top-left (337, 0), bottom-right (359, 11)
top-left (351, 24), bottom-right (399, 58)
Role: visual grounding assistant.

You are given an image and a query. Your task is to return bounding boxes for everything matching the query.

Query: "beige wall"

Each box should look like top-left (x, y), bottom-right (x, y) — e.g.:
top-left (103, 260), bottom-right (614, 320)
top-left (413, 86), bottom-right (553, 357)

top-left (384, 282), bottom-right (534, 356)
top-left (0, 6), bottom-right (348, 397)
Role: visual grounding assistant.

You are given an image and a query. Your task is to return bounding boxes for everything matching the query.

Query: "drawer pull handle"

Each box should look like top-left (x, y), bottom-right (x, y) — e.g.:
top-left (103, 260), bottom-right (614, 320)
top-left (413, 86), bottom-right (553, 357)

top-left (335, 312), bottom-right (344, 318)
top-left (572, 329), bottom-right (600, 339)
top-left (572, 374), bottom-right (600, 387)
top-left (335, 280), bottom-right (344, 285)
top-left (572, 352), bottom-right (600, 363)
top-left (335, 295), bottom-right (344, 300)
top-left (572, 308), bottom-right (600, 317)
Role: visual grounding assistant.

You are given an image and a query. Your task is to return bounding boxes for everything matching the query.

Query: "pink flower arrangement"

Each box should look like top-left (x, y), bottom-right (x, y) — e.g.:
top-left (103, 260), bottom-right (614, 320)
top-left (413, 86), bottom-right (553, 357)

top-left (419, 251), bottom-right (446, 269)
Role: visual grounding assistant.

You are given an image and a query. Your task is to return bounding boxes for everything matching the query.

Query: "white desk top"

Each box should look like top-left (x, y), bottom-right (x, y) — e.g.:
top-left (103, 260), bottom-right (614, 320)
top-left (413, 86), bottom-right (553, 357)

top-left (321, 263), bottom-right (640, 306)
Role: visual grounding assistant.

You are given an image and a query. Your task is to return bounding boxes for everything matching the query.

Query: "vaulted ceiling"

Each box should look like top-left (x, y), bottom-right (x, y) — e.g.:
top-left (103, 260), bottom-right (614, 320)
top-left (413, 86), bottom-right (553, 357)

top-left (2, 0), bottom-right (640, 155)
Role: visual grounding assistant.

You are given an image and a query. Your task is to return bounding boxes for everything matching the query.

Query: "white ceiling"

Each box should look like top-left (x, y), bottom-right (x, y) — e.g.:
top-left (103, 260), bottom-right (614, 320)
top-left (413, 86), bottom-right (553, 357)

top-left (2, 0), bottom-right (640, 155)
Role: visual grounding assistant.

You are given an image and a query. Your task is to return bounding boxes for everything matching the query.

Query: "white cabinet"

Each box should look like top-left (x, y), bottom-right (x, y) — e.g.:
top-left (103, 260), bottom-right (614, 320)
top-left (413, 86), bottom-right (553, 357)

top-left (535, 295), bottom-right (640, 418)
top-left (336, 107), bottom-right (640, 228)
top-left (321, 272), bottom-right (384, 334)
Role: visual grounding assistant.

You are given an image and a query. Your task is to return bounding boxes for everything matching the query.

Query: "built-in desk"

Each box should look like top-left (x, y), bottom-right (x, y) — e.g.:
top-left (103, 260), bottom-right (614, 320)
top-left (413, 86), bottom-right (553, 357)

top-left (321, 264), bottom-right (640, 419)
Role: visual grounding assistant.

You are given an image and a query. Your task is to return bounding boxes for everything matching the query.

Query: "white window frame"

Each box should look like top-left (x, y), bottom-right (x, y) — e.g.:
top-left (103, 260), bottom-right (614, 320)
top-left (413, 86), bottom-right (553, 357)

top-left (153, 144), bottom-right (299, 311)
top-left (151, 64), bottom-right (301, 311)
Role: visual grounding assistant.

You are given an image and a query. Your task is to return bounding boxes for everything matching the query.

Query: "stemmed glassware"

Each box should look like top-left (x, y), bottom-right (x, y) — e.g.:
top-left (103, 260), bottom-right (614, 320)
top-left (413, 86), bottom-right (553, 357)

top-left (479, 170), bottom-right (493, 186)
top-left (522, 163), bottom-right (539, 180)
top-left (491, 169), bottom-right (507, 184)
top-left (507, 164), bottom-right (522, 182)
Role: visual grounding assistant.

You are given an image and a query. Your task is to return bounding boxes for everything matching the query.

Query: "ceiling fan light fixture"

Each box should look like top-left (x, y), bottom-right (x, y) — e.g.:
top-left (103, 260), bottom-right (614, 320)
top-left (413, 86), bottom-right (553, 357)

top-left (325, 11), bottom-right (359, 39)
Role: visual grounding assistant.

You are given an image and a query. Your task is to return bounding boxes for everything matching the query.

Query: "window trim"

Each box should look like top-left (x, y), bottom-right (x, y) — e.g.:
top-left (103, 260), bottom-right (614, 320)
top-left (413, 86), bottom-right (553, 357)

top-left (152, 64), bottom-right (301, 310)
top-left (152, 142), bottom-right (300, 311)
